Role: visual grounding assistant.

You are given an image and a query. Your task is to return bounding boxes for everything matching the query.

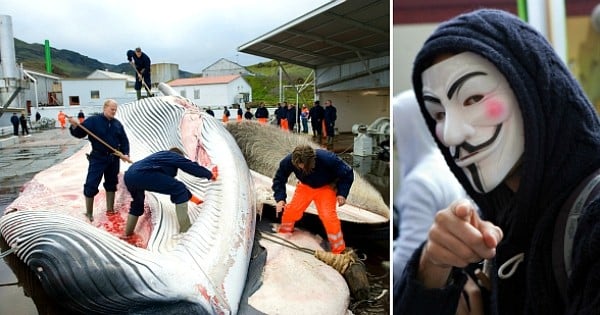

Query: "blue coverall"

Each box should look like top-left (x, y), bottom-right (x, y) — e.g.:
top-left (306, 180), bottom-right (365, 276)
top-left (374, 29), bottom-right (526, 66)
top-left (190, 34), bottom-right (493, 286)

top-left (70, 114), bottom-right (130, 197)
top-left (124, 150), bottom-right (213, 216)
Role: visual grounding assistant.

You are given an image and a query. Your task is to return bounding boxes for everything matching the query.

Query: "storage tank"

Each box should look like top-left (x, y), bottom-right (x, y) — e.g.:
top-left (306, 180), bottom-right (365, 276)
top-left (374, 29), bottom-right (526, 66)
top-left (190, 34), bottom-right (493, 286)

top-left (0, 15), bottom-right (22, 108)
top-left (152, 63), bottom-right (180, 85)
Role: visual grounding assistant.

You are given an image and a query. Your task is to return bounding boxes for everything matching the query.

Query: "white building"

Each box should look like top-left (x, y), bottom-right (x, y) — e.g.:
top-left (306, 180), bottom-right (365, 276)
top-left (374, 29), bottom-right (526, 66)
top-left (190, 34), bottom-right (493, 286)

top-left (21, 70), bottom-right (61, 108)
top-left (168, 74), bottom-right (252, 108)
top-left (61, 70), bottom-right (138, 107)
top-left (32, 70), bottom-right (140, 127)
top-left (202, 58), bottom-right (252, 77)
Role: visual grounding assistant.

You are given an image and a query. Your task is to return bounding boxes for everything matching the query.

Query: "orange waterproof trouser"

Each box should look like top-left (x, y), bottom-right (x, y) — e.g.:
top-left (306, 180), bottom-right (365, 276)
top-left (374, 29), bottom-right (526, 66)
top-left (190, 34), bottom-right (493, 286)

top-left (257, 118), bottom-right (267, 125)
top-left (279, 182), bottom-right (345, 254)
top-left (280, 118), bottom-right (289, 131)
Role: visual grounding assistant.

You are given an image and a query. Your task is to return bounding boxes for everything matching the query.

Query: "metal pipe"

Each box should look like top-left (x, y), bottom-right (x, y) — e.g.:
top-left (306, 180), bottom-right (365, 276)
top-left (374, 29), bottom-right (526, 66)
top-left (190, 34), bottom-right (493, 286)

top-left (22, 67), bottom-right (39, 111)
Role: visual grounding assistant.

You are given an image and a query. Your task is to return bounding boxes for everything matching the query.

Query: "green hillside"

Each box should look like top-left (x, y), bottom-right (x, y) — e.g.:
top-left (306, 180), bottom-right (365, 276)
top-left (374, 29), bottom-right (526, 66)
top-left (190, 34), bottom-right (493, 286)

top-left (13, 38), bottom-right (194, 78)
top-left (246, 60), bottom-right (314, 106)
top-left (13, 38), bottom-right (313, 105)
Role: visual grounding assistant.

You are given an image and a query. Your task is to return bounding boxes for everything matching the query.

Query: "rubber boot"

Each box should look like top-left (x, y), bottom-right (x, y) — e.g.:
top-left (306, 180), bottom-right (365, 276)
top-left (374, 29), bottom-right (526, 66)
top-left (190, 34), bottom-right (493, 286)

top-left (124, 214), bottom-right (139, 236)
top-left (175, 203), bottom-right (191, 233)
top-left (136, 89), bottom-right (142, 100)
top-left (106, 191), bottom-right (116, 214)
top-left (85, 197), bottom-right (94, 222)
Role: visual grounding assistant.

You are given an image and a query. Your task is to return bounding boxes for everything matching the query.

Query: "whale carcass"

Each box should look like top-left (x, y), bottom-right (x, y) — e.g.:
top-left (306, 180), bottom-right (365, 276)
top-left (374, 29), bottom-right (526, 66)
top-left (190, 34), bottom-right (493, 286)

top-left (0, 95), bottom-right (255, 314)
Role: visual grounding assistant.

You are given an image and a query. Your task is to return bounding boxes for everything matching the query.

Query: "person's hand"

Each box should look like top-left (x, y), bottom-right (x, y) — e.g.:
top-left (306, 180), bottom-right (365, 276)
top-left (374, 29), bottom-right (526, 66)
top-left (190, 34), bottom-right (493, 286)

top-left (275, 201), bottom-right (285, 218)
top-left (129, 61), bottom-right (134, 66)
top-left (336, 196), bottom-right (346, 206)
top-left (121, 154), bottom-right (132, 163)
top-left (114, 151), bottom-right (132, 163)
top-left (137, 74), bottom-right (143, 81)
top-left (418, 199), bottom-right (503, 288)
top-left (67, 116), bottom-right (78, 126)
top-left (211, 166), bottom-right (218, 181)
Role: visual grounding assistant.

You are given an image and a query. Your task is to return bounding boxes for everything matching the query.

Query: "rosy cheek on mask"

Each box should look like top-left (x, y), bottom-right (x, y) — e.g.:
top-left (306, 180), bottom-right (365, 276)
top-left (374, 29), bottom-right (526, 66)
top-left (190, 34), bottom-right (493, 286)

top-left (485, 99), bottom-right (506, 120)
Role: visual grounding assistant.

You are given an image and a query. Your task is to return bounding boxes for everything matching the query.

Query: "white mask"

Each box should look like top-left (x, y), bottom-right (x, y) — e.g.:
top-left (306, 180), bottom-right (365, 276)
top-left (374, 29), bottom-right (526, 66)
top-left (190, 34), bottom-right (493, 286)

top-left (421, 52), bottom-right (524, 193)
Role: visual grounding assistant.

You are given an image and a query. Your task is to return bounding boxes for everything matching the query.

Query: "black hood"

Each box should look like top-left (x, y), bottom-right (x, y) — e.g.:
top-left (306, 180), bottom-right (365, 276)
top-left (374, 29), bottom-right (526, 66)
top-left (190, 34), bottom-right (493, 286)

top-left (411, 8), bottom-right (600, 313)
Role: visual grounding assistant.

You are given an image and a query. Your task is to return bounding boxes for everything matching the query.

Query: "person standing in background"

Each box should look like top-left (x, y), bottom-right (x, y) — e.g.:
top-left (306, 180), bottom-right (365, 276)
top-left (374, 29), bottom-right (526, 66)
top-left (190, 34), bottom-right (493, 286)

top-left (323, 100), bottom-right (337, 146)
top-left (237, 105), bottom-right (243, 122)
top-left (391, 90), bottom-right (467, 282)
top-left (300, 104), bottom-right (309, 133)
top-left (11, 113), bottom-right (19, 136)
top-left (58, 110), bottom-right (66, 129)
top-left (286, 102), bottom-right (298, 132)
top-left (309, 100), bottom-right (324, 140)
top-left (78, 110), bottom-right (85, 124)
top-left (222, 106), bottom-right (230, 123)
top-left (19, 113), bottom-right (29, 136)
top-left (244, 107), bottom-right (254, 120)
top-left (254, 102), bottom-right (269, 125)
top-left (277, 102), bottom-right (289, 130)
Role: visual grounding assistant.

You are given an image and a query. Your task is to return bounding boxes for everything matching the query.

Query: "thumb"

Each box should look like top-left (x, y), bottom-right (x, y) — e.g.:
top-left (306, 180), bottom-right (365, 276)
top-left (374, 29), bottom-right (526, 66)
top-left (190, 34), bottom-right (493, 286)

top-left (480, 221), bottom-right (503, 249)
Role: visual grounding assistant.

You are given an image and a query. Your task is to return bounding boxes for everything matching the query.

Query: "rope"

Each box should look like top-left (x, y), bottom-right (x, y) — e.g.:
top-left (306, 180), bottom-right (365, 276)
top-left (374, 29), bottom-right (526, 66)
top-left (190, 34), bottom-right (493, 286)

top-left (337, 142), bottom-right (355, 155)
top-left (259, 231), bottom-right (363, 275)
top-left (315, 248), bottom-right (358, 274)
top-left (498, 252), bottom-right (525, 279)
top-left (258, 231), bottom-right (314, 255)
top-left (0, 282), bottom-right (19, 287)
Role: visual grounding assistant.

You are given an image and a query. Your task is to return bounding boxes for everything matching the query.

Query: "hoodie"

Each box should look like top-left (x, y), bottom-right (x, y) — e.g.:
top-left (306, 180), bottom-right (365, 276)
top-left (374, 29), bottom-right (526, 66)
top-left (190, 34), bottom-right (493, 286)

top-left (396, 9), bottom-right (600, 315)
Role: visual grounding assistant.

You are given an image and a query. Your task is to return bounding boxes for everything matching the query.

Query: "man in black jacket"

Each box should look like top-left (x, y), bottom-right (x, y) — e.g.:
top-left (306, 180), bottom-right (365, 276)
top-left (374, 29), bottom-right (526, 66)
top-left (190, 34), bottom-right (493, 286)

top-left (308, 100), bottom-right (324, 139)
top-left (323, 100), bottom-right (337, 145)
top-left (10, 113), bottom-right (19, 136)
top-left (127, 47), bottom-right (152, 100)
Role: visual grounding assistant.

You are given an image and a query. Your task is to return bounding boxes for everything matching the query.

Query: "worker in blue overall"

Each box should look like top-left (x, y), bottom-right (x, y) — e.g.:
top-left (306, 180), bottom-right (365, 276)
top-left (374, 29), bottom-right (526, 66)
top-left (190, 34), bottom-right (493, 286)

top-left (123, 147), bottom-right (218, 236)
top-left (68, 99), bottom-right (130, 222)
top-left (126, 47), bottom-right (152, 100)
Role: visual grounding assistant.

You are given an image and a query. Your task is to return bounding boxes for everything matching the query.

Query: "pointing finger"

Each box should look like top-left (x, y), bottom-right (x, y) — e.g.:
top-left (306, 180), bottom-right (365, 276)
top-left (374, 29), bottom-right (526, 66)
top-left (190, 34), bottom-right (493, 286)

top-left (480, 221), bottom-right (503, 249)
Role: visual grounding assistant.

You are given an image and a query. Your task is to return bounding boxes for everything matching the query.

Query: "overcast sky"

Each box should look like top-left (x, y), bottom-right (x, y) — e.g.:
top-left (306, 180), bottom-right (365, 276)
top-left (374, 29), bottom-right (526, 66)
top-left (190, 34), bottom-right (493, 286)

top-left (3, 0), bottom-right (331, 73)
